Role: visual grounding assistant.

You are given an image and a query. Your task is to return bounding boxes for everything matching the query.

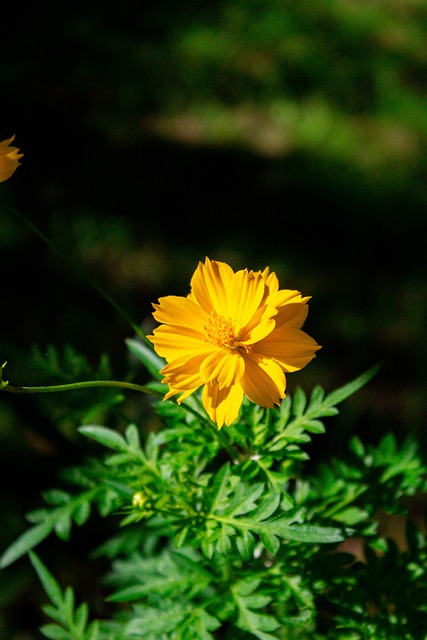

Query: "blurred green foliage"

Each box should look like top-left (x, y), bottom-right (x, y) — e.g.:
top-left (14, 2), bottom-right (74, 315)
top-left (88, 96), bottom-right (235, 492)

top-left (1, 1), bottom-right (427, 637)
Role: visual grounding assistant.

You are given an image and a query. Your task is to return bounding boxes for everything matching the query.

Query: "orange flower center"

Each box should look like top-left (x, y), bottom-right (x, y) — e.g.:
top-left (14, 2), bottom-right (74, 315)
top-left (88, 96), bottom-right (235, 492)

top-left (204, 311), bottom-right (239, 349)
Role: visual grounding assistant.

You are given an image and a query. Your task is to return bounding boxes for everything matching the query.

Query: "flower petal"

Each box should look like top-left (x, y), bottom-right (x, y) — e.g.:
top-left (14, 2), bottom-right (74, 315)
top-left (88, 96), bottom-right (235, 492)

top-left (0, 135), bottom-right (23, 182)
top-left (226, 269), bottom-right (265, 330)
top-left (152, 295), bottom-right (207, 331)
top-left (160, 353), bottom-right (205, 392)
top-left (239, 303), bottom-right (277, 344)
top-left (199, 349), bottom-right (245, 389)
top-left (161, 352), bottom-right (207, 403)
top-left (202, 382), bottom-right (244, 428)
top-left (188, 258), bottom-right (234, 315)
top-left (258, 326), bottom-right (321, 372)
top-left (241, 354), bottom-right (286, 407)
top-left (267, 288), bottom-right (308, 305)
top-left (164, 386), bottom-right (197, 403)
top-left (254, 267), bottom-right (279, 303)
top-left (274, 299), bottom-right (310, 329)
top-left (148, 324), bottom-right (213, 361)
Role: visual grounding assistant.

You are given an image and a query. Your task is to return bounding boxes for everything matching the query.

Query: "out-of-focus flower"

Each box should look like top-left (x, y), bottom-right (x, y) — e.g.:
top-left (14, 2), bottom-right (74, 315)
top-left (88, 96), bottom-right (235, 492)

top-left (148, 257), bottom-right (321, 428)
top-left (132, 491), bottom-right (148, 509)
top-left (0, 135), bottom-right (23, 182)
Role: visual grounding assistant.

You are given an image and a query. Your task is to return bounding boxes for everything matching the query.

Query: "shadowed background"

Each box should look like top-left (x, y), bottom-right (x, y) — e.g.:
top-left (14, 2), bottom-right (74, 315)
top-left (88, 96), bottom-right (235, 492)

top-left (1, 1), bottom-right (426, 637)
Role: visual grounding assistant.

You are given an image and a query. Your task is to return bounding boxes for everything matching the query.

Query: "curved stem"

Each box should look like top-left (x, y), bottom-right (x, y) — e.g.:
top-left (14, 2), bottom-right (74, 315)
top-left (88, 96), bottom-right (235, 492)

top-left (2, 378), bottom-right (237, 458)
top-left (2, 380), bottom-right (163, 397)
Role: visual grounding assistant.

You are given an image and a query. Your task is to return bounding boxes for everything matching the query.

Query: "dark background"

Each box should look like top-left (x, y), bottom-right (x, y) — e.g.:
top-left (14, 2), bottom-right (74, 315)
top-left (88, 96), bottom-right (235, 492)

top-left (1, 1), bottom-right (426, 637)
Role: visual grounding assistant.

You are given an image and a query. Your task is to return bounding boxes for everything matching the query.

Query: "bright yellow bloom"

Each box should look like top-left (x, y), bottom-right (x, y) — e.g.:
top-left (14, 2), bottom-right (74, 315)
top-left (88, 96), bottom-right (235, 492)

top-left (132, 491), bottom-right (148, 509)
top-left (148, 258), bottom-right (321, 428)
top-left (0, 135), bottom-right (23, 182)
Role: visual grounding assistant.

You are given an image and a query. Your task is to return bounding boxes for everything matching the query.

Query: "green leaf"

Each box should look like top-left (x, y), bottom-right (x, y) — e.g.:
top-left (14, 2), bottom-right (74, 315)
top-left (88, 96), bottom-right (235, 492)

top-left (378, 432), bottom-right (397, 457)
top-left (126, 337), bottom-right (164, 380)
top-left (63, 587), bottom-right (75, 625)
top-left (42, 490), bottom-right (72, 506)
top-left (74, 602), bottom-right (89, 636)
top-left (244, 594), bottom-right (273, 609)
top-left (217, 524), bottom-right (235, 555)
top-left (108, 550), bottom-right (213, 604)
top-left (0, 521), bottom-right (54, 568)
top-left (236, 529), bottom-right (256, 560)
top-left (248, 492), bottom-right (281, 523)
top-left (349, 435), bottom-right (365, 457)
top-left (108, 563), bottom-right (210, 603)
top-left (73, 501), bottom-right (91, 526)
top-left (303, 419), bottom-right (326, 434)
top-left (207, 463), bottom-right (232, 513)
top-left (309, 385), bottom-right (325, 405)
top-left (324, 364), bottom-right (381, 407)
top-left (292, 387), bottom-right (307, 416)
top-left (221, 482), bottom-right (265, 518)
top-left (39, 624), bottom-right (69, 640)
top-left (333, 506), bottom-right (368, 526)
top-left (29, 552), bottom-right (63, 607)
top-left (85, 620), bottom-right (99, 640)
top-left (173, 526), bottom-right (192, 549)
top-left (125, 423), bottom-right (141, 448)
top-left (189, 609), bottom-right (221, 639)
top-left (30, 552), bottom-right (99, 640)
top-left (111, 580), bottom-right (174, 603)
top-left (259, 530), bottom-right (280, 555)
top-left (233, 578), bottom-right (280, 640)
top-left (42, 605), bottom-right (65, 625)
top-left (267, 519), bottom-right (350, 544)
top-left (78, 425), bottom-right (128, 452)
top-left (108, 582), bottom-right (166, 603)
top-left (125, 602), bottom-right (212, 638)
top-left (54, 515), bottom-right (72, 541)
top-left (237, 576), bottom-right (262, 596)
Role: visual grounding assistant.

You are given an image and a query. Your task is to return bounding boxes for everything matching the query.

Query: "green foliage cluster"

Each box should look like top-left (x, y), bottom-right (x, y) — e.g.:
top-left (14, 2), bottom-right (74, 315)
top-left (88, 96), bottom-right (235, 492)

top-left (2, 344), bottom-right (427, 639)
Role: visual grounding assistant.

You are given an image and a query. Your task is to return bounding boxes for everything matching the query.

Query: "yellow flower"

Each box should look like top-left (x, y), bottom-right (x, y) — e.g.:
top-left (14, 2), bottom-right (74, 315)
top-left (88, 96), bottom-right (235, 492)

top-left (132, 491), bottom-right (148, 509)
top-left (0, 135), bottom-right (23, 182)
top-left (148, 258), bottom-right (321, 429)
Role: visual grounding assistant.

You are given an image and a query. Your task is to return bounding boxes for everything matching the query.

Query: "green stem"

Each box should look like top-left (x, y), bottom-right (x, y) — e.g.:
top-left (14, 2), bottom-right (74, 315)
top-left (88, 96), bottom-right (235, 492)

top-left (2, 208), bottom-right (241, 462)
top-left (2, 380), bottom-right (163, 397)
top-left (2, 378), bottom-right (237, 459)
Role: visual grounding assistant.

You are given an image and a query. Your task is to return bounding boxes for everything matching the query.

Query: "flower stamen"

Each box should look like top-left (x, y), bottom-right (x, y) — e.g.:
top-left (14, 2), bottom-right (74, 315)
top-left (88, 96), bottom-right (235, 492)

top-left (204, 311), bottom-right (239, 349)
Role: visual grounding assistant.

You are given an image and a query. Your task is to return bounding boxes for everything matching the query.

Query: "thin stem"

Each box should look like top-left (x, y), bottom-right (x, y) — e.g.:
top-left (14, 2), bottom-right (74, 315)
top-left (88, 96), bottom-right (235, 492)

top-left (2, 207), bottom-right (240, 461)
top-left (2, 378), bottom-right (238, 460)
top-left (2, 380), bottom-right (163, 397)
